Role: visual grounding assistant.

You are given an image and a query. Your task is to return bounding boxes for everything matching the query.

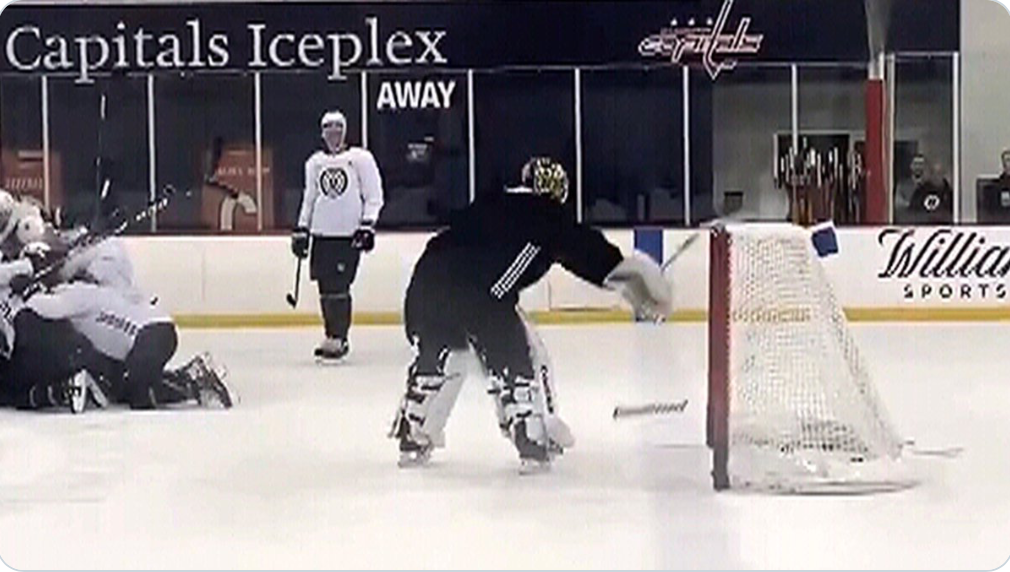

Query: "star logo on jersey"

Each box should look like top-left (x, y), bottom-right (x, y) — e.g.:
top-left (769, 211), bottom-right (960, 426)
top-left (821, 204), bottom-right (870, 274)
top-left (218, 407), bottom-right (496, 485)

top-left (319, 167), bottom-right (349, 198)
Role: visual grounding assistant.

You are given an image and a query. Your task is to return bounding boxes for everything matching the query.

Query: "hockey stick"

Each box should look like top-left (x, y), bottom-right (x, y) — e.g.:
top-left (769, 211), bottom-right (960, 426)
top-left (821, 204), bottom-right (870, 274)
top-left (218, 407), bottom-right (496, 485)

top-left (286, 257), bottom-right (302, 308)
top-left (661, 232), bottom-right (701, 272)
top-left (612, 399), bottom-right (689, 420)
top-left (92, 90), bottom-right (108, 229)
top-left (24, 185), bottom-right (181, 295)
top-left (658, 215), bottom-right (745, 274)
top-left (902, 439), bottom-right (964, 458)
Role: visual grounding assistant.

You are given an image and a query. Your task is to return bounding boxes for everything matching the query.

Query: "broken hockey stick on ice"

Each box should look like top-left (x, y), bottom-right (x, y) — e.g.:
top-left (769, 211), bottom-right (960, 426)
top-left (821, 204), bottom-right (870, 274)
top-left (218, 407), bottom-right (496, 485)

top-left (902, 439), bottom-right (964, 458)
top-left (612, 399), bottom-right (689, 420)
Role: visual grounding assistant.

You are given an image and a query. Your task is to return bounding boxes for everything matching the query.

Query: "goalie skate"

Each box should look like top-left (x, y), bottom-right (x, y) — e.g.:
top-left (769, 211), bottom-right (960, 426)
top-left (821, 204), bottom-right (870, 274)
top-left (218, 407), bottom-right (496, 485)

top-left (518, 457), bottom-right (553, 475)
top-left (397, 448), bottom-right (433, 468)
top-left (512, 419), bottom-right (564, 475)
top-left (397, 440), bottom-right (433, 468)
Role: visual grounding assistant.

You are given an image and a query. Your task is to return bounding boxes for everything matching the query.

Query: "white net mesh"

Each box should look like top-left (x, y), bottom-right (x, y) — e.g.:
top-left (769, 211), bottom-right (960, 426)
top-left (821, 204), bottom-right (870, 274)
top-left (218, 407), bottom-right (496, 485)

top-left (724, 224), bottom-right (913, 493)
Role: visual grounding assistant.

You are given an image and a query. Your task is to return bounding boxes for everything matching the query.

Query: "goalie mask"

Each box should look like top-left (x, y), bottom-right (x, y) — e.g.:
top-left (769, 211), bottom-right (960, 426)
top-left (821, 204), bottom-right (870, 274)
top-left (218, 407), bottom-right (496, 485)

top-left (521, 157), bottom-right (569, 204)
top-left (320, 110), bottom-right (347, 153)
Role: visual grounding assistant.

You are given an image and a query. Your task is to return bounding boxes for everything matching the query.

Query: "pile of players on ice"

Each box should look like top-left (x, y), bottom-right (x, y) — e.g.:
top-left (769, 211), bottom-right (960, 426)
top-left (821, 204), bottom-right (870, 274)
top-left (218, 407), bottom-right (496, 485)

top-left (0, 189), bottom-right (233, 414)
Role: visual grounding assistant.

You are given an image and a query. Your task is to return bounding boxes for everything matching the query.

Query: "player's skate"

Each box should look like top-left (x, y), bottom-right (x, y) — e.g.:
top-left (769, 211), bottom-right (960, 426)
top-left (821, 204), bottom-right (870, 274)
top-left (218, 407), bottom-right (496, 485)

top-left (314, 337), bottom-right (349, 363)
top-left (64, 370), bottom-right (89, 414)
top-left (85, 373), bottom-right (110, 409)
top-left (180, 353), bottom-right (234, 408)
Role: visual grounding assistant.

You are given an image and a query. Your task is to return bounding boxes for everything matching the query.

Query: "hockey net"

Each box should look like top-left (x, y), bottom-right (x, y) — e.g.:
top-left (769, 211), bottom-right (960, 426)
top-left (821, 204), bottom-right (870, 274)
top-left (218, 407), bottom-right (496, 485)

top-left (707, 224), bottom-right (914, 493)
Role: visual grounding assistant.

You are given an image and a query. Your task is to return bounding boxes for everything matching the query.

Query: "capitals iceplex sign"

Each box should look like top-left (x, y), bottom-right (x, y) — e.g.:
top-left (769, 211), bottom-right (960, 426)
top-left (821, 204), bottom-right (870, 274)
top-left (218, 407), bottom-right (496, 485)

top-left (0, 1), bottom-right (955, 78)
top-left (638, 0), bottom-right (763, 80)
top-left (4, 17), bottom-right (448, 84)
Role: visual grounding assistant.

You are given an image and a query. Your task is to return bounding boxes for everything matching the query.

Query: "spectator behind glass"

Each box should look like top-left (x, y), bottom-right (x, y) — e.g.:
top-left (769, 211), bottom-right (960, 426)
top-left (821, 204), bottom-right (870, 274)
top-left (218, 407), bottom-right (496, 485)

top-left (894, 154), bottom-right (927, 213)
top-left (997, 149), bottom-right (1010, 190)
top-left (905, 156), bottom-right (953, 224)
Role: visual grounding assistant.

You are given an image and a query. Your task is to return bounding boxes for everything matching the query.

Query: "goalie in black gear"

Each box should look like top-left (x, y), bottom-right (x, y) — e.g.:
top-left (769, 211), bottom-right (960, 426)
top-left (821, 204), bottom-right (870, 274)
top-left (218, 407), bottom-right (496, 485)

top-left (391, 157), bottom-right (672, 471)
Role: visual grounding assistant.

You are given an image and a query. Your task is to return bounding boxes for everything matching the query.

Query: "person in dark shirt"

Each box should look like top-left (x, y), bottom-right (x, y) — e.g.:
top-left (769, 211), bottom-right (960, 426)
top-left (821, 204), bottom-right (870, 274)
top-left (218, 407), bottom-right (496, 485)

top-left (996, 149), bottom-right (1010, 190)
top-left (391, 157), bottom-right (671, 472)
top-left (907, 155), bottom-right (953, 224)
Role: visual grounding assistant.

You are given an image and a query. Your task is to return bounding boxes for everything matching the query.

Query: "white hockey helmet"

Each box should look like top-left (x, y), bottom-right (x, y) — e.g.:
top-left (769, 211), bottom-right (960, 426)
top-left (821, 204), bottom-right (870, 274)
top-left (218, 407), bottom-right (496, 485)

top-left (0, 201), bottom-right (44, 260)
top-left (15, 210), bottom-right (46, 246)
top-left (320, 110), bottom-right (347, 151)
top-left (320, 110), bottom-right (346, 129)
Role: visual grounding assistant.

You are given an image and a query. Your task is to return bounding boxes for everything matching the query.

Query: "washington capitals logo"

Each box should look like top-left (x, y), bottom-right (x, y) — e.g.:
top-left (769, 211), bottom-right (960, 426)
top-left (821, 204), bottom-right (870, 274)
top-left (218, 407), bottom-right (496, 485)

top-left (638, 0), bottom-right (764, 80)
top-left (319, 167), bottom-right (349, 197)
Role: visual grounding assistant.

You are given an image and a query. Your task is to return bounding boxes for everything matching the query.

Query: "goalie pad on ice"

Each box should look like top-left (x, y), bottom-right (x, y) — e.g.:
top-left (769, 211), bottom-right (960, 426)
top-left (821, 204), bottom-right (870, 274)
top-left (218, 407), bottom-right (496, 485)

top-left (489, 312), bottom-right (575, 451)
top-left (604, 255), bottom-right (672, 322)
top-left (395, 350), bottom-right (467, 449)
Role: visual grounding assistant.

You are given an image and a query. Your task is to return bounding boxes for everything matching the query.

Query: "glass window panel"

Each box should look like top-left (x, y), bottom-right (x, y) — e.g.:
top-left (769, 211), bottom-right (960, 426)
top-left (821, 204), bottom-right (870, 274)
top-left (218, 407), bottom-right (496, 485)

top-left (797, 64), bottom-right (866, 224)
top-left (155, 72), bottom-right (254, 233)
top-left (367, 71), bottom-right (468, 229)
top-left (0, 76), bottom-right (45, 208)
top-left (893, 55), bottom-right (954, 225)
top-left (473, 70), bottom-right (576, 217)
top-left (710, 65), bottom-right (793, 222)
top-left (581, 67), bottom-right (684, 226)
top-left (49, 75), bottom-right (149, 231)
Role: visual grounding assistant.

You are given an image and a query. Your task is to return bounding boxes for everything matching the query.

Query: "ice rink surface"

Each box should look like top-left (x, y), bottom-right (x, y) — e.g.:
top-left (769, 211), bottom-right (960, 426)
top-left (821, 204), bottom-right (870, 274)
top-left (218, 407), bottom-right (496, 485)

top-left (0, 322), bottom-right (1008, 569)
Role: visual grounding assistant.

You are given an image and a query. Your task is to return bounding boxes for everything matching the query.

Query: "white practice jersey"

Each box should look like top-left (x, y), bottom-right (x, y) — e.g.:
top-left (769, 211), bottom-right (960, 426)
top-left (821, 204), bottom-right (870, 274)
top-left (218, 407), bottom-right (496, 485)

top-left (297, 147), bottom-right (384, 236)
top-left (0, 259), bottom-right (32, 359)
top-left (58, 235), bottom-right (137, 292)
top-left (27, 282), bottom-right (170, 362)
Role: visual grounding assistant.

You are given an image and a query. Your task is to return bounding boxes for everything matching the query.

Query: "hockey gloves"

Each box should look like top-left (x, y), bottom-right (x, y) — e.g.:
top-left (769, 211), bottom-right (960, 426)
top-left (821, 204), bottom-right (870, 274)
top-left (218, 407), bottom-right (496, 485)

top-left (291, 228), bottom-right (310, 259)
top-left (351, 223), bottom-right (376, 252)
top-left (604, 255), bottom-right (673, 323)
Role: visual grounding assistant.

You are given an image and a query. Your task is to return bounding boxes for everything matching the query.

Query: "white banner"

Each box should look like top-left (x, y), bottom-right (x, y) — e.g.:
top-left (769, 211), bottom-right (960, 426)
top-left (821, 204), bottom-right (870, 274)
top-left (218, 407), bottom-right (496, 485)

top-left (830, 227), bottom-right (1010, 309)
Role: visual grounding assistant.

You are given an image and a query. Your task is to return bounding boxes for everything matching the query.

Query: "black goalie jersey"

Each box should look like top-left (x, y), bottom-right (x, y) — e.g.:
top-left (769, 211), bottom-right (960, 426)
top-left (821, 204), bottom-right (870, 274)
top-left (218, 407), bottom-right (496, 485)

top-left (413, 190), bottom-right (623, 305)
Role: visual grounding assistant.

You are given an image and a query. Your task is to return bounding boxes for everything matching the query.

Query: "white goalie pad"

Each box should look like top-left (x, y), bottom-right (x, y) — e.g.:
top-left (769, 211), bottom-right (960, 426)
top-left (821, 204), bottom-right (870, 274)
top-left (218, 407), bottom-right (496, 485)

top-left (517, 310), bottom-right (574, 449)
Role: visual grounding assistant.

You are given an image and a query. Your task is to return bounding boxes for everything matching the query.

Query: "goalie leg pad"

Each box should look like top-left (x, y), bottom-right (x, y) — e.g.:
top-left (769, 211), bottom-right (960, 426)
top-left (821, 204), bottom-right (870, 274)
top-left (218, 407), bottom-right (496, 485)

top-left (520, 311), bottom-right (574, 448)
top-left (475, 308), bottom-right (574, 459)
top-left (393, 345), bottom-right (467, 450)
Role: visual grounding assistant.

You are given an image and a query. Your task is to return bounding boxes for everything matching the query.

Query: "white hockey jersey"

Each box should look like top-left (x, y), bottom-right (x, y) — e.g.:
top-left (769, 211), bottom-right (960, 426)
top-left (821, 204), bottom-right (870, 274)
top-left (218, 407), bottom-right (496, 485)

top-left (58, 236), bottom-right (137, 292)
top-left (27, 282), bottom-right (171, 362)
top-left (297, 147), bottom-right (384, 236)
top-left (0, 258), bottom-right (32, 359)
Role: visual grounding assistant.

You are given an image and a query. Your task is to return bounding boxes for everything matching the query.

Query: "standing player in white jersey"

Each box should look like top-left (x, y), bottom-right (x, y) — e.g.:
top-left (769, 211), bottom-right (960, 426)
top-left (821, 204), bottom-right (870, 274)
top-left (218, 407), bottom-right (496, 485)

top-left (292, 110), bottom-right (384, 362)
